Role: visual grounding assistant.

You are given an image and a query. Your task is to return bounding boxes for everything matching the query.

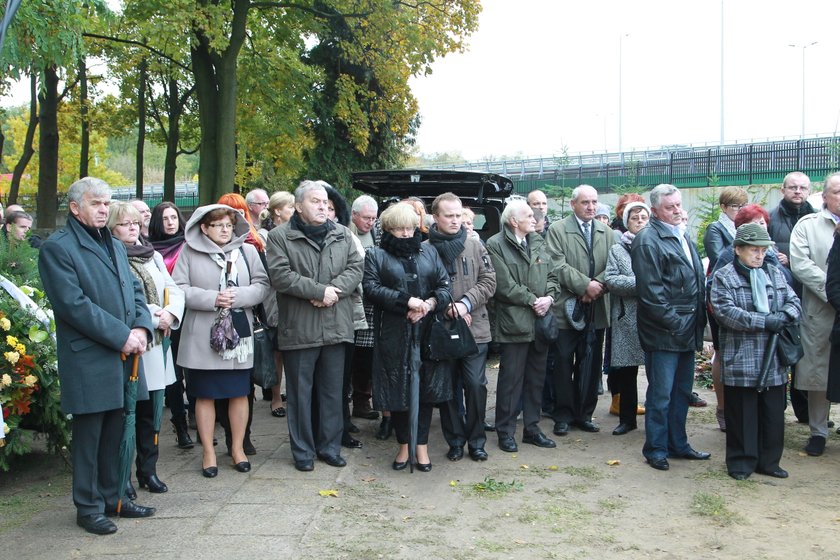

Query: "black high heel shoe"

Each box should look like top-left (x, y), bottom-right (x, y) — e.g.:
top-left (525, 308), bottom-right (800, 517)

top-left (232, 459), bottom-right (251, 473)
top-left (392, 459), bottom-right (409, 471)
top-left (137, 474), bottom-right (169, 493)
top-left (202, 465), bottom-right (218, 478)
top-left (415, 462), bottom-right (432, 472)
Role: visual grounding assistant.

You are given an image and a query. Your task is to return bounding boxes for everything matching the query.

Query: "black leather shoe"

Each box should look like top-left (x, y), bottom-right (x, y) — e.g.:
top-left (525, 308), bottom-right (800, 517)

top-left (575, 420), bottom-right (600, 433)
top-left (612, 423), bottom-right (636, 436)
top-left (77, 513), bottom-right (117, 535)
top-left (674, 448), bottom-right (711, 460)
top-left (352, 407), bottom-right (380, 420)
top-left (729, 472), bottom-right (749, 480)
top-left (375, 417), bottom-right (393, 440)
top-left (392, 459), bottom-right (409, 471)
top-left (108, 501), bottom-right (156, 518)
top-left (522, 432), bottom-right (556, 448)
top-left (415, 462), bottom-right (432, 472)
top-left (295, 460), bottom-right (314, 472)
top-left (469, 447), bottom-right (488, 461)
top-left (552, 422), bottom-right (570, 436)
top-left (447, 446), bottom-right (464, 461)
top-left (805, 436), bottom-right (826, 456)
top-left (342, 435), bottom-right (363, 449)
top-left (498, 434), bottom-right (518, 453)
top-left (233, 460), bottom-right (251, 473)
top-left (125, 480), bottom-right (137, 501)
top-left (647, 457), bottom-right (670, 471)
top-left (202, 466), bottom-right (218, 478)
top-left (757, 468), bottom-right (789, 479)
top-left (137, 474), bottom-right (168, 493)
top-left (317, 453), bottom-right (347, 467)
top-left (483, 422), bottom-right (496, 432)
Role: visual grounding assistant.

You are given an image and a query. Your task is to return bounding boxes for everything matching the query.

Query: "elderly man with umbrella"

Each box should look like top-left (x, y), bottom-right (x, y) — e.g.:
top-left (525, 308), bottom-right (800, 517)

top-left (39, 177), bottom-right (156, 535)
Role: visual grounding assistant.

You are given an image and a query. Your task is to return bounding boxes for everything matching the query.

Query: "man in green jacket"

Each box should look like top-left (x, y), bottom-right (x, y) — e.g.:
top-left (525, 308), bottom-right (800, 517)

top-left (545, 185), bottom-right (615, 436)
top-left (486, 200), bottom-right (556, 453)
top-left (266, 181), bottom-right (365, 472)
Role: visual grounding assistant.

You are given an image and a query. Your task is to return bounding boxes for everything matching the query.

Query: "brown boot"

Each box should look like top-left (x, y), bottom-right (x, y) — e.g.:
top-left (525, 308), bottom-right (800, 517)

top-left (609, 394), bottom-right (620, 416)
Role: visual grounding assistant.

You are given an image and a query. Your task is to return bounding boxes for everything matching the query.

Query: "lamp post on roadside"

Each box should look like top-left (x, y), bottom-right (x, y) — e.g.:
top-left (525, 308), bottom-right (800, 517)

top-left (788, 41), bottom-right (818, 139)
top-left (618, 33), bottom-right (629, 153)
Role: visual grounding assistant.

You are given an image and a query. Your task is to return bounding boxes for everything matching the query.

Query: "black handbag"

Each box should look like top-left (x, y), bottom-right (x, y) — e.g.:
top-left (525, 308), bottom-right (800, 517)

top-left (251, 305), bottom-right (277, 388)
top-left (535, 312), bottom-right (559, 344)
top-left (776, 322), bottom-right (804, 367)
top-left (422, 303), bottom-right (478, 362)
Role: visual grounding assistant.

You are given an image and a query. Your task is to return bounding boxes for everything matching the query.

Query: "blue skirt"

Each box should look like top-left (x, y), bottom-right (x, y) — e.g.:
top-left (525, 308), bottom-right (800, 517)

top-left (186, 368), bottom-right (252, 399)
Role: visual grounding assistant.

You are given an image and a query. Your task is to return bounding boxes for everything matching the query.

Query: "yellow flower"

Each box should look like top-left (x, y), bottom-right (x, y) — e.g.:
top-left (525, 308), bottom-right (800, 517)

top-left (4, 351), bottom-right (20, 365)
top-left (0, 317), bottom-right (10, 331)
top-left (1, 373), bottom-right (11, 387)
top-left (15, 343), bottom-right (26, 354)
top-left (2, 423), bottom-right (9, 434)
top-left (23, 374), bottom-right (38, 387)
top-left (6, 335), bottom-right (18, 347)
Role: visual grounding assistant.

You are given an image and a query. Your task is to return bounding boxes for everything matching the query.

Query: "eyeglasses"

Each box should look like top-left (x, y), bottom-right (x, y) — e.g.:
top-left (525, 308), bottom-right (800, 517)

top-left (726, 204), bottom-right (745, 210)
top-left (250, 201), bottom-right (269, 207)
top-left (207, 223), bottom-right (234, 230)
top-left (115, 221), bottom-right (141, 228)
top-left (784, 185), bottom-right (809, 192)
top-left (357, 215), bottom-right (377, 222)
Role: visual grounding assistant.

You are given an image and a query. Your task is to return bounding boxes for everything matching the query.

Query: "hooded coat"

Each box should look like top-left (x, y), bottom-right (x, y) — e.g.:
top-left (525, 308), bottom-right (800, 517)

top-left (172, 204), bottom-right (271, 371)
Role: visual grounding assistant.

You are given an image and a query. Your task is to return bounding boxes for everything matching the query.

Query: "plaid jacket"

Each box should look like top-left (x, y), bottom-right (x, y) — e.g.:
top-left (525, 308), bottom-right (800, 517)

top-left (710, 262), bottom-right (801, 388)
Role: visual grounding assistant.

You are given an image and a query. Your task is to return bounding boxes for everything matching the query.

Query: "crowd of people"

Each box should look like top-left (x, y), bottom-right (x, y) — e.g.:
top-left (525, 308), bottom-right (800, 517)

top-left (5, 168), bottom-right (838, 535)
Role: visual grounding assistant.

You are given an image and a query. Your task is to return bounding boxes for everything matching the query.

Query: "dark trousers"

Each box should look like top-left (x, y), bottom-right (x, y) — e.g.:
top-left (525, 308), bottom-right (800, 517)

top-left (495, 341), bottom-right (548, 437)
top-left (135, 395), bottom-right (160, 478)
top-left (541, 343), bottom-right (557, 412)
top-left (551, 328), bottom-right (605, 424)
top-left (351, 345), bottom-right (374, 410)
top-left (440, 343), bottom-right (489, 450)
top-left (612, 366), bottom-right (639, 426)
top-left (71, 409), bottom-right (123, 515)
top-left (342, 343), bottom-right (354, 433)
top-left (724, 384), bottom-right (785, 475)
top-left (392, 404), bottom-right (434, 445)
top-left (284, 344), bottom-right (345, 462)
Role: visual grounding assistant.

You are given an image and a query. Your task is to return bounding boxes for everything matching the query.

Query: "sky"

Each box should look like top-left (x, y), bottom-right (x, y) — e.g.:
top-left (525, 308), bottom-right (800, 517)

top-left (409, 0), bottom-right (840, 161)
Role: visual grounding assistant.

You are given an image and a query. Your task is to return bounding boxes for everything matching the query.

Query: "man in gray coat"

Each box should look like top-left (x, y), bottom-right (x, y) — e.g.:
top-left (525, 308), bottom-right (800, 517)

top-left (39, 177), bottom-right (156, 535)
top-left (427, 193), bottom-right (496, 462)
top-left (266, 181), bottom-right (364, 472)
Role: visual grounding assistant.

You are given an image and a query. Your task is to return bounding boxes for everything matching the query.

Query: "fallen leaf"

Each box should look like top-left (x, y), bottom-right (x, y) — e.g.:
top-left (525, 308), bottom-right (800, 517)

top-left (449, 480), bottom-right (458, 487)
top-left (548, 465), bottom-right (558, 471)
top-left (607, 459), bottom-right (621, 466)
top-left (361, 476), bottom-right (377, 482)
top-left (319, 489), bottom-right (339, 497)
top-left (520, 464), bottom-right (529, 469)
top-left (514, 539), bottom-right (526, 545)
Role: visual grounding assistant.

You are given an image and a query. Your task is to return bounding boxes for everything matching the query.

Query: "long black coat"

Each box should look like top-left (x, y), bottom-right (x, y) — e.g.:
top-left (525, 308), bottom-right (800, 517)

top-left (825, 233), bottom-right (840, 402)
top-left (363, 244), bottom-right (450, 410)
top-left (38, 217), bottom-right (154, 415)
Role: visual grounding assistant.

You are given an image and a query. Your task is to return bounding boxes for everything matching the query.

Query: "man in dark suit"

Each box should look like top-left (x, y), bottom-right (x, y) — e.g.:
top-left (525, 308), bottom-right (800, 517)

top-left (39, 177), bottom-right (156, 535)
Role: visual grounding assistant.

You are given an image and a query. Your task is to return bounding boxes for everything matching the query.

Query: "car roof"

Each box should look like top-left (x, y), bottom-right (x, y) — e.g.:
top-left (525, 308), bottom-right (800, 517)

top-left (352, 169), bottom-right (514, 202)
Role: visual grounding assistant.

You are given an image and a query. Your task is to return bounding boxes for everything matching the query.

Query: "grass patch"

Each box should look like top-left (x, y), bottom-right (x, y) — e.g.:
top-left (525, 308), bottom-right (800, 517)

top-left (0, 451), bottom-right (71, 535)
top-left (468, 476), bottom-right (523, 497)
top-left (598, 497), bottom-right (626, 512)
top-left (691, 492), bottom-right (741, 525)
top-left (474, 537), bottom-right (514, 553)
top-left (562, 465), bottom-right (604, 481)
top-left (691, 467), bottom-right (733, 482)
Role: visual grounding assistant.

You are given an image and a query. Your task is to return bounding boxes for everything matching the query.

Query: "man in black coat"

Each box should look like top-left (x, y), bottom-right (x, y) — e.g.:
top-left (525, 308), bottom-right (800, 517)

top-left (767, 171), bottom-right (816, 423)
top-left (39, 177), bottom-right (155, 535)
top-left (632, 184), bottom-right (710, 472)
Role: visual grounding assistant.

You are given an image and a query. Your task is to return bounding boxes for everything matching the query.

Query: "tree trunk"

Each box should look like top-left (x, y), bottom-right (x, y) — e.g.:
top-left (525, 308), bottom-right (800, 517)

top-left (8, 74), bottom-right (38, 205)
top-left (36, 66), bottom-right (60, 229)
top-left (78, 57), bottom-right (90, 179)
top-left (136, 56), bottom-right (147, 199)
top-left (163, 76), bottom-right (180, 202)
top-left (190, 0), bottom-right (249, 205)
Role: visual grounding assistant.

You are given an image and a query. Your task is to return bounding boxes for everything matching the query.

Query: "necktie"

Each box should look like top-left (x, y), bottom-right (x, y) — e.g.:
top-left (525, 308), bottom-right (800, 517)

top-left (582, 221), bottom-right (592, 250)
top-left (520, 238), bottom-right (529, 257)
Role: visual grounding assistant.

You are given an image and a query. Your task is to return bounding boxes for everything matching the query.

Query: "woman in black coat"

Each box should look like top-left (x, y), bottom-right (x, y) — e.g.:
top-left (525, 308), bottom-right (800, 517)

top-left (363, 203), bottom-right (450, 472)
top-left (826, 223), bottom-right (840, 403)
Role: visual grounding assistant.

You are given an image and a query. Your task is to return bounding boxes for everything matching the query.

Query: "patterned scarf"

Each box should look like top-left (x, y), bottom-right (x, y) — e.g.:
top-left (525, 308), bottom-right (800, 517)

top-left (210, 250), bottom-right (252, 363)
top-left (126, 238), bottom-right (162, 345)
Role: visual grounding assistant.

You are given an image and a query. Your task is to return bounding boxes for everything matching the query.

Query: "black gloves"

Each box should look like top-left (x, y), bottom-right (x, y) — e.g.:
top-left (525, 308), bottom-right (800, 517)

top-left (764, 312), bottom-right (787, 333)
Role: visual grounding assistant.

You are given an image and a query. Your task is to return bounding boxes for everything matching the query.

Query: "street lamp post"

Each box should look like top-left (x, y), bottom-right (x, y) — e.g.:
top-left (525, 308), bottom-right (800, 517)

top-left (619, 33), bottom-right (629, 153)
top-left (789, 41), bottom-right (818, 139)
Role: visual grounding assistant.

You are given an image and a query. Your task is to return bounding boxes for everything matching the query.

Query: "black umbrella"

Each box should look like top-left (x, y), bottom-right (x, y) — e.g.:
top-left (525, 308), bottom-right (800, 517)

top-left (408, 321), bottom-right (421, 473)
top-left (576, 301), bottom-right (598, 418)
top-left (756, 333), bottom-right (780, 393)
top-left (116, 353), bottom-right (140, 514)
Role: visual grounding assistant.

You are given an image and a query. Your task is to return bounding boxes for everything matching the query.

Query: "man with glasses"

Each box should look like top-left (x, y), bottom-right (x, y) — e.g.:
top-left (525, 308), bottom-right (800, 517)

top-left (245, 188), bottom-right (270, 229)
top-left (768, 172), bottom-right (815, 424)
